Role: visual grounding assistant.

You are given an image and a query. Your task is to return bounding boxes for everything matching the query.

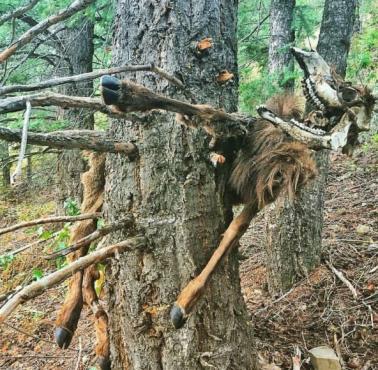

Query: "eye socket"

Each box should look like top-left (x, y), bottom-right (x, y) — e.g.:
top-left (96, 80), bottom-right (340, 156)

top-left (340, 87), bottom-right (358, 102)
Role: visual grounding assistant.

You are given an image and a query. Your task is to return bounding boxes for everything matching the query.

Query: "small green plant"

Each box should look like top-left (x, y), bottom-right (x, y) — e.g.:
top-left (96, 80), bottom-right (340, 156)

top-left (63, 198), bottom-right (80, 216)
top-left (0, 254), bottom-right (15, 270)
top-left (32, 268), bottom-right (44, 280)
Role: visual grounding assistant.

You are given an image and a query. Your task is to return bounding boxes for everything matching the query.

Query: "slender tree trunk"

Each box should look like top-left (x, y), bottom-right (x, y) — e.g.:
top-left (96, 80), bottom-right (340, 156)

top-left (0, 140), bottom-right (10, 187)
top-left (268, 0), bottom-right (296, 90)
top-left (104, 1), bottom-right (256, 369)
top-left (264, 0), bottom-right (357, 294)
top-left (56, 20), bottom-right (94, 212)
top-left (26, 145), bottom-right (32, 184)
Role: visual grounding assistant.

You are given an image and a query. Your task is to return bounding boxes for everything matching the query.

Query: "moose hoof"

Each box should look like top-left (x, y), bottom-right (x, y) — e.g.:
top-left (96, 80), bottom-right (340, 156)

top-left (98, 356), bottom-right (111, 370)
top-left (55, 327), bottom-right (73, 349)
top-left (170, 303), bottom-right (187, 329)
top-left (100, 75), bottom-right (121, 105)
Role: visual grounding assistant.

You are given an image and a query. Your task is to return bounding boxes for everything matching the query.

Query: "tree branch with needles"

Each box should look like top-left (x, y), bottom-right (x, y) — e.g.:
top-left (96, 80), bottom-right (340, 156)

top-left (0, 0), bottom-right (95, 63)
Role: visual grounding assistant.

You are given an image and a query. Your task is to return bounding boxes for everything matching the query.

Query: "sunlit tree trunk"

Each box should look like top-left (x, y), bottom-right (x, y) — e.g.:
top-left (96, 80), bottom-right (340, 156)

top-left (104, 1), bottom-right (256, 369)
top-left (264, 0), bottom-right (357, 294)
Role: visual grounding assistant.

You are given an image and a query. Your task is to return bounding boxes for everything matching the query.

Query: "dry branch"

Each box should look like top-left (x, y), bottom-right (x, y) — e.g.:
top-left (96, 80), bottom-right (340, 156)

top-left (0, 127), bottom-right (137, 154)
top-left (10, 100), bottom-right (31, 185)
top-left (0, 236), bottom-right (146, 324)
top-left (0, 92), bottom-right (122, 116)
top-left (45, 218), bottom-right (134, 260)
top-left (326, 260), bottom-right (358, 299)
top-left (0, 65), bottom-right (150, 96)
top-left (0, 212), bottom-right (102, 236)
top-left (0, 0), bottom-right (40, 27)
top-left (0, 64), bottom-right (189, 96)
top-left (0, 0), bottom-right (95, 63)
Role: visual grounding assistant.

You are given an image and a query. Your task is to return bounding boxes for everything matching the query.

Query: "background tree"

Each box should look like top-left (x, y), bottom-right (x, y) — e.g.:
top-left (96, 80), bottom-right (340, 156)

top-left (104, 0), bottom-right (256, 368)
top-left (264, 0), bottom-right (358, 294)
top-left (55, 19), bottom-right (94, 212)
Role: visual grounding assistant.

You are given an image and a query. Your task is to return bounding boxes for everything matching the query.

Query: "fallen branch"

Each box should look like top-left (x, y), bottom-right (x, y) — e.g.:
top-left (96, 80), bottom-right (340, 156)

top-left (0, 0), bottom-right (40, 27)
top-left (0, 0), bottom-right (95, 63)
top-left (45, 218), bottom-right (133, 260)
top-left (10, 100), bottom-right (31, 185)
top-left (0, 236), bottom-right (146, 324)
top-left (325, 260), bottom-right (358, 299)
top-left (0, 127), bottom-right (137, 154)
top-left (0, 212), bottom-right (102, 236)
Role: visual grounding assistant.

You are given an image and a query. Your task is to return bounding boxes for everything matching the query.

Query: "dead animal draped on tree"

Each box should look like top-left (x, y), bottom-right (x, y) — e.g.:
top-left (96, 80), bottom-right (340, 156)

top-left (50, 48), bottom-right (375, 368)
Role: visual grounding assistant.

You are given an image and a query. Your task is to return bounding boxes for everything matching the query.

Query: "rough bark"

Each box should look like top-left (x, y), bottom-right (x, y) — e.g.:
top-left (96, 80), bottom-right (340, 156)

top-left (264, 0), bottom-right (357, 294)
top-left (268, 0), bottom-right (296, 90)
top-left (56, 20), bottom-right (94, 212)
top-left (0, 140), bottom-right (10, 186)
top-left (104, 1), bottom-right (256, 369)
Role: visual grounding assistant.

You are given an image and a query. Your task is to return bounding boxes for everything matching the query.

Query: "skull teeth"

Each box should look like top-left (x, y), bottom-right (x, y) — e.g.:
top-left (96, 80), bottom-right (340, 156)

top-left (303, 78), bottom-right (326, 111)
top-left (290, 119), bottom-right (326, 136)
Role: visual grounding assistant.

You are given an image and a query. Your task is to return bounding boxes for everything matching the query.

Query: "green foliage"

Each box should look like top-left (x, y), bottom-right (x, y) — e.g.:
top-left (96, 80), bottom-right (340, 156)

top-left (0, 254), bottom-right (15, 271)
top-left (32, 267), bottom-right (44, 280)
top-left (63, 198), bottom-right (80, 216)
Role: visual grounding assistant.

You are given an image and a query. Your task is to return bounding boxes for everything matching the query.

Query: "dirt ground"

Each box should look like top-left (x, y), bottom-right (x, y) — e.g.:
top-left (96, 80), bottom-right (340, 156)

top-left (0, 148), bottom-right (377, 370)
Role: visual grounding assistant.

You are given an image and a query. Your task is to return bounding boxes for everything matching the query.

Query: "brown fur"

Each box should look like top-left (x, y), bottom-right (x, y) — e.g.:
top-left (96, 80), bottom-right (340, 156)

top-left (229, 94), bottom-right (317, 208)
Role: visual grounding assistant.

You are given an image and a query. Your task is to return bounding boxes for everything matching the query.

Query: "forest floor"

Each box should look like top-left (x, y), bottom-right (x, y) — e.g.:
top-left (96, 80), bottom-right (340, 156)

top-left (0, 145), bottom-right (377, 370)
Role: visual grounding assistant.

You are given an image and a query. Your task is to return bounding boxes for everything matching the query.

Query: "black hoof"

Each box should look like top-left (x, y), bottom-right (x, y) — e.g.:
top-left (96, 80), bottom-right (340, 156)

top-left (170, 303), bottom-right (187, 329)
top-left (97, 356), bottom-right (111, 370)
top-left (55, 327), bottom-right (73, 349)
top-left (100, 75), bottom-right (121, 105)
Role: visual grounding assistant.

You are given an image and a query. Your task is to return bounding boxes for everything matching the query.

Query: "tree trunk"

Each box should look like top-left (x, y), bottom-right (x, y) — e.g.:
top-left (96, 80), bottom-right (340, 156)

top-left (0, 140), bottom-right (10, 187)
top-left (104, 1), bottom-right (256, 369)
top-left (264, 0), bottom-right (357, 295)
top-left (268, 0), bottom-right (296, 90)
top-left (56, 20), bottom-right (94, 212)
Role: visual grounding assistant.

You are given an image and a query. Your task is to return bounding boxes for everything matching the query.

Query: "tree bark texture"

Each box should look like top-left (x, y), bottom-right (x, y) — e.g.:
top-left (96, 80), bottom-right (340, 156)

top-left (56, 19), bottom-right (94, 212)
top-left (268, 0), bottom-right (296, 90)
top-left (264, 0), bottom-right (357, 294)
top-left (104, 1), bottom-right (256, 369)
top-left (0, 140), bottom-right (10, 186)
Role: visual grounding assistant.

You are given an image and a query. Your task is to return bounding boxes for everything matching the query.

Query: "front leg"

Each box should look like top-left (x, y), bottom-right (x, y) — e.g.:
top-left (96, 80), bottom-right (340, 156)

top-left (170, 204), bottom-right (257, 328)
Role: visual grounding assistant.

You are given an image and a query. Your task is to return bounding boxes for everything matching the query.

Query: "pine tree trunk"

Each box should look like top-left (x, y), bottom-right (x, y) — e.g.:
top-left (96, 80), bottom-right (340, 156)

top-left (56, 20), bottom-right (94, 212)
top-left (264, 0), bottom-right (357, 295)
top-left (104, 1), bottom-right (256, 369)
top-left (268, 0), bottom-right (296, 90)
top-left (0, 140), bottom-right (10, 187)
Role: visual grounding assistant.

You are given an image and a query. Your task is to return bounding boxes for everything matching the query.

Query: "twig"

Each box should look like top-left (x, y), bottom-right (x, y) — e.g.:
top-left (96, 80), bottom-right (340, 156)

top-left (0, 236), bottom-right (146, 323)
top-left (3, 322), bottom-right (79, 352)
top-left (0, 0), bottom-right (40, 27)
top-left (0, 0), bottom-right (95, 63)
top-left (0, 64), bottom-right (189, 96)
top-left (2, 230), bottom-right (59, 258)
top-left (333, 334), bottom-right (346, 369)
top-left (74, 337), bottom-right (82, 370)
top-left (44, 218), bottom-right (133, 260)
top-left (0, 212), bottom-right (102, 236)
top-left (10, 100), bottom-right (31, 185)
top-left (325, 260), bottom-right (358, 299)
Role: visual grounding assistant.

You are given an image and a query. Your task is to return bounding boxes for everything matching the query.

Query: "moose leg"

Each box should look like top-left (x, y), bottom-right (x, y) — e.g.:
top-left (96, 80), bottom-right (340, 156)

top-left (83, 264), bottom-right (110, 370)
top-left (55, 271), bottom-right (84, 348)
top-left (171, 204), bottom-right (257, 329)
